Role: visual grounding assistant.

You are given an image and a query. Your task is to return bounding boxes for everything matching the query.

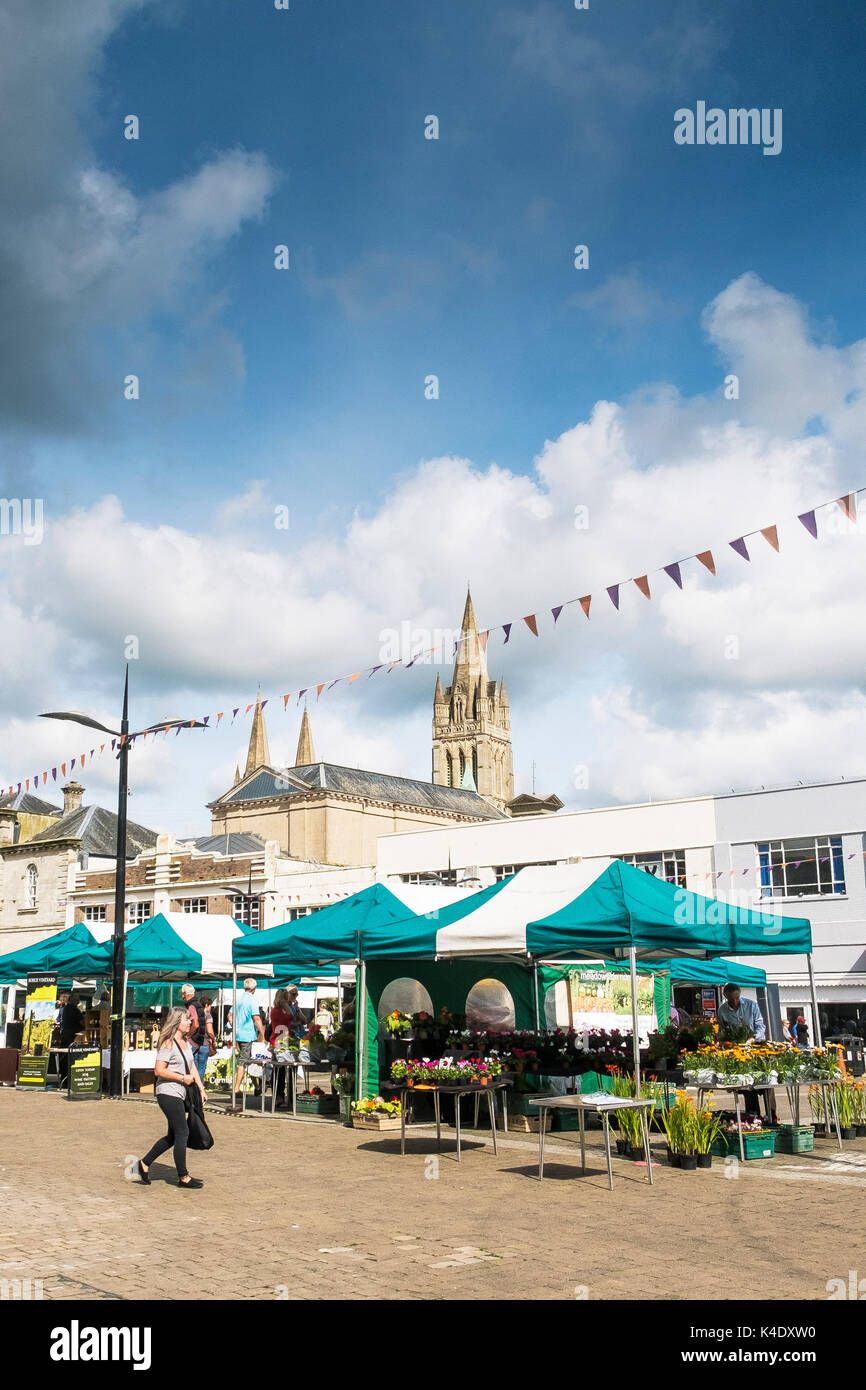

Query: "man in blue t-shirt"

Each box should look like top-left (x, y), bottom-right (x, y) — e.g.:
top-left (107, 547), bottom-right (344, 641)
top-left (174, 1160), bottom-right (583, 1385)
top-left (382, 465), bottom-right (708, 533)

top-left (230, 978), bottom-right (264, 1106)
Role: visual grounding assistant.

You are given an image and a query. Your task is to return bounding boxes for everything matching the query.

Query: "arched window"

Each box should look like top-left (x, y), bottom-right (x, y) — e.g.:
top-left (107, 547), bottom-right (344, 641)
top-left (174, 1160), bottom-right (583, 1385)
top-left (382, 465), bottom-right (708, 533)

top-left (445, 753), bottom-right (453, 787)
top-left (472, 749), bottom-right (478, 785)
top-left (377, 978), bottom-right (434, 1027)
top-left (459, 750), bottom-right (466, 780)
top-left (465, 978), bottom-right (516, 1032)
top-left (26, 864), bottom-right (38, 909)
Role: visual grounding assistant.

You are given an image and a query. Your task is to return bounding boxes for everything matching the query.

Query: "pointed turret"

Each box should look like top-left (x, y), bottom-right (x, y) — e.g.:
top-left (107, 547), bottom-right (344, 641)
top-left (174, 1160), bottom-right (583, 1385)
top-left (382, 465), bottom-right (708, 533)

top-left (244, 691), bottom-right (271, 778)
top-left (295, 707), bottom-right (315, 766)
top-left (453, 588), bottom-right (487, 676)
top-left (233, 764), bottom-right (241, 786)
top-left (434, 671), bottom-right (444, 703)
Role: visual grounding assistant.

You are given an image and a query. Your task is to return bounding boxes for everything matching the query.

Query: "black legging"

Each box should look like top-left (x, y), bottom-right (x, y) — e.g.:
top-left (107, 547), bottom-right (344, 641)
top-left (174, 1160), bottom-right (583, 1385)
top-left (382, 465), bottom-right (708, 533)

top-left (142, 1095), bottom-right (189, 1178)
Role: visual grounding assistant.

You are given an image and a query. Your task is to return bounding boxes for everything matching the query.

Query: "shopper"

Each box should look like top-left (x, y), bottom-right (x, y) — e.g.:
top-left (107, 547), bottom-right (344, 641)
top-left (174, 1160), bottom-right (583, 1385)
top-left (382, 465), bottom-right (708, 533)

top-left (137, 1006), bottom-right (205, 1189)
top-left (286, 986), bottom-right (305, 1039)
top-left (230, 978), bottom-right (264, 1107)
top-left (795, 1016), bottom-right (810, 1047)
top-left (269, 989), bottom-right (293, 1108)
top-left (181, 982), bottom-right (214, 1083)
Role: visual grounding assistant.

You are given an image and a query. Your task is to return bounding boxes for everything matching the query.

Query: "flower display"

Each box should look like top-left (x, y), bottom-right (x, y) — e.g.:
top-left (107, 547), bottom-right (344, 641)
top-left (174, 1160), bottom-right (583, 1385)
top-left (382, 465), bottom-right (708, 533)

top-left (389, 1057), bottom-right (502, 1086)
top-left (352, 1096), bottom-right (402, 1116)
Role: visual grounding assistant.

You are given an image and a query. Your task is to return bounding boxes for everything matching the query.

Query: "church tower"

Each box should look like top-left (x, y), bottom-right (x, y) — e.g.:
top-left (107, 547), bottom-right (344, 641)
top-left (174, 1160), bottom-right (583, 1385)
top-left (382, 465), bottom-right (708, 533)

top-left (432, 590), bottom-right (514, 812)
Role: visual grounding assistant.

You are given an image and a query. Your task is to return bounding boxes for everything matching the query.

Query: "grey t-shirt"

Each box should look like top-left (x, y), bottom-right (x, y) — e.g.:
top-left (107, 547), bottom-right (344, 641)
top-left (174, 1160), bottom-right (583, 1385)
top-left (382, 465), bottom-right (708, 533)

top-left (155, 1039), bottom-right (195, 1099)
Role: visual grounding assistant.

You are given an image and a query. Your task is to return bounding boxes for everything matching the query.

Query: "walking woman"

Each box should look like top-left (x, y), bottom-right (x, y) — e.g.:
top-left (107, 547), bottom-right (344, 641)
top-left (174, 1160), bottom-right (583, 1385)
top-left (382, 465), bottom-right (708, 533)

top-left (137, 1006), bottom-right (206, 1189)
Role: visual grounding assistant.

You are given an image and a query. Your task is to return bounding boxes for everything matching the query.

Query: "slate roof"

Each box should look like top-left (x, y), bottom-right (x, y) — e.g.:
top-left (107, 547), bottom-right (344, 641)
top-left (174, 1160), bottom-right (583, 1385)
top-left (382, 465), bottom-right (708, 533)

top-left (186, 833), bottom-right (267, 857)
top-left (0, 790), bottom-right (61, 816)
top-left (22, 805), bottom-right (159, 858)
top-left (217, 762), bottom-right (506, 820)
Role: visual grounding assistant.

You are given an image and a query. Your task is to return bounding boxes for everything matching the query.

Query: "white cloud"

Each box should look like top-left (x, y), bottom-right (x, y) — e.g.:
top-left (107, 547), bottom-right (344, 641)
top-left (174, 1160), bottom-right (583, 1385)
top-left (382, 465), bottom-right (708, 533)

top-left (2, 274), bottom-right (865, 827)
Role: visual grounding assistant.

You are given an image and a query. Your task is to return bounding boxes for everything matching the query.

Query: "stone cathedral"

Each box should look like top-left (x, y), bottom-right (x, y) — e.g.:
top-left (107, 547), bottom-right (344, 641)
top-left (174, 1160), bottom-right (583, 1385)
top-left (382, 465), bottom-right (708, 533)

top-left (432, 591), bottom-right (515, 813)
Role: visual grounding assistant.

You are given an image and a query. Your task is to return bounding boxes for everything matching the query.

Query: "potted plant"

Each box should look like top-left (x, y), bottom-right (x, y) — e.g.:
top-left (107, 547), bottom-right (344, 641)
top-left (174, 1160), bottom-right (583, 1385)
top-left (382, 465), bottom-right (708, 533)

top-left (834, 1080), bottom-right (856, 1139)
top-left (661, 1093), bottom-right (691, 1167)
top-left (853, 1080), bottom-right (866, 1137)
top-left (333, 1070), bottom-right (355, 1124)
top-left (384, 1010), bottom-right (413, 1040)
top-left (694, 1104), bottom-right (721, 1168)
top-left (351, 1096), bottom-right (402, 1131)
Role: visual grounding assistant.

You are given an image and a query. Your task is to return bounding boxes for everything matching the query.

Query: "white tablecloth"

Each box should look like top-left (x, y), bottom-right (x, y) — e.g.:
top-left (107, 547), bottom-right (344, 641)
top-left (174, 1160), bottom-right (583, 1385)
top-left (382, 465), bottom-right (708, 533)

top-left (101, 1049), bottom-right (157, 1072)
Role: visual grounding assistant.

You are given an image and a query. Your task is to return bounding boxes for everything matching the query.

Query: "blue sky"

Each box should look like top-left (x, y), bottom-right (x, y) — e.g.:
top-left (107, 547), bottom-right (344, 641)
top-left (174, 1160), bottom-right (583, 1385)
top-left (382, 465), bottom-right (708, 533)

top-left (2, 0), bottom-right (866, 832)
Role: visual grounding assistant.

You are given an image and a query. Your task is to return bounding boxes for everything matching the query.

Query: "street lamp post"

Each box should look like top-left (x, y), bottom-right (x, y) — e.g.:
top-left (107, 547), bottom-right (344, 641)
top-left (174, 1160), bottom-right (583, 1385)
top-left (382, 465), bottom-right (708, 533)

top-left (42, 668), bottom-right (205, 1097)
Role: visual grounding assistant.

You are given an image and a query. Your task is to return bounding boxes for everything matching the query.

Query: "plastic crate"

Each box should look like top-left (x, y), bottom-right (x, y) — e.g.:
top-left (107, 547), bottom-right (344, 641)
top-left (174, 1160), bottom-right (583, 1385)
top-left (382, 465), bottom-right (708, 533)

top-left (710, 1130), bottom-right (776, 1160)
top-left (773, 1125), bottom-right (814, 1154)
top-left (295, 1093), bottom-right (339, 1116)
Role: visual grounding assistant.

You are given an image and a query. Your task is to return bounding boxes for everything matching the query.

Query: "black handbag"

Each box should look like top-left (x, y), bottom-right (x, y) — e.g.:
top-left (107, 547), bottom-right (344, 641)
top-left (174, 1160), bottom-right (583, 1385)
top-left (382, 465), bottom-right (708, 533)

top-left (179, 1044), bottom-right (215, 1151)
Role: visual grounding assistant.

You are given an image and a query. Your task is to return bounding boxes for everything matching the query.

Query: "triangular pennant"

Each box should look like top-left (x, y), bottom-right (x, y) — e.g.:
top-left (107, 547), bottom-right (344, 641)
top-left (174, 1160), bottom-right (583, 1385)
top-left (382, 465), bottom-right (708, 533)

top-left (369, 665), bottom-right (383, 676)
top-left (52, 768), bottom-right (57, 780)
top-left (216, 712), bottom-right (223, 724)
top-left (634, 575), bottom-right (651, 600)
top-left (71, 758), bottom-right (76, 769)
top-left (606, 585), bottom-right (620, 610)
top-left (663, 562), bottom-right (682, 589)
top-left (296, 689), bottom-right (307, 703)
top-left (729, 536), bottom-right (750, 561)
top-left (245, 703), bottom-right (253, 715)
top-left (523, 614), bottom-right (538, 636)
top-left (25, 779), bottom-right (29, 790)
top-left (502, 623), bottom-right (512, 644)
top-left (696, 550), bottom-right (716, 575)
top-left (99, 744), bottom-right (104, 753)
top-left (232, 708), bottom-right (239, 722)
top-left (836, 494), bottom-right (856, 522)
top-left (797, 510), bottom-right (818, 539)
top-left (42, 772), bottom-right (47, 785)
top-left (760, 524), bottom-right (779, 552)
top-left (579, 595), bottom-right (591, 619)
top-left (478, 631), bottom-right (489, 652)
top-left (551, 605), bottom-right (563, 624)
top-left (317, 683), bottom-right (326, 697)
top-left (260, 700), bottom-right (268, 712)
top-left (80, 754), bottom-right (85, 767)
top-left (61, 762), bottom-right (66, 776)
top-left (175, 726), bottom-right (182, 736)
top-left (327, 680), bottom-right (340, 691)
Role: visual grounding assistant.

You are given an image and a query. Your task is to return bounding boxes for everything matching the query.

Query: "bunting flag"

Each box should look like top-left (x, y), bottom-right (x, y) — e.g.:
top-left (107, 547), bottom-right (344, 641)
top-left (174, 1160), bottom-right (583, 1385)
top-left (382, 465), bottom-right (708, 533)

top-left (760, 525), bottom-right (779, 552)
top-left (11, 482), bottom-right (864, 799)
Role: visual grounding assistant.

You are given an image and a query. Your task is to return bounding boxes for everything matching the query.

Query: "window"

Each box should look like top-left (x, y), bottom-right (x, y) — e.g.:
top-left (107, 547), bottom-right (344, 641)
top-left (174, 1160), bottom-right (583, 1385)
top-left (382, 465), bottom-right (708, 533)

top-left (472, 749), bottom-right (478, 784)
top-left (400, 870), bottom-right (458, 886)
top-left (465, 978), bottom-right (515, 1031)
top-left (459, 751), bottom-right (466, 780)
top-left (232, 895), bottom-right (261, 928)
top-left (181, 898), bottom-right (207, 914)
top-left (289, 906), bottom-right (315, 920)
top-left (758, 836), bottom-right (845, 898)
top-left (25, 864), bottom-right (38, 909)
top-left (126, 901), bottom-right (152, 924)
top-left (83, 905), bottom-right (107, 922)
top-left (445, 753), bottom-right (453, 787)
top-left (619, 850), bottom-right (686, 885)
top-left (377, 978), bottom-right (434, 1022)
top-left (493, 862), bottom-right (556, 881)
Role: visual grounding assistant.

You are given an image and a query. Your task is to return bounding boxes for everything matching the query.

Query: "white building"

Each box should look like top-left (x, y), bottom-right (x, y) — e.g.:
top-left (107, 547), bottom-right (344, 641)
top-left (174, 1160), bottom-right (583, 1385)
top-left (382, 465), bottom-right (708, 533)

top-left (376, 776), bottom-right (866, 1036)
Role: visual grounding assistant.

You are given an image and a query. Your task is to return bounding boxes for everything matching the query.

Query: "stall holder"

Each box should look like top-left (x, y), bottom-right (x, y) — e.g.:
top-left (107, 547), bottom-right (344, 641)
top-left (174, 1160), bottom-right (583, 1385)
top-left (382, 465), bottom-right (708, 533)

top-left (530, 1094), bottom-right (655, 1190)
top-left (692, 1081), bottom-right (842, 1160)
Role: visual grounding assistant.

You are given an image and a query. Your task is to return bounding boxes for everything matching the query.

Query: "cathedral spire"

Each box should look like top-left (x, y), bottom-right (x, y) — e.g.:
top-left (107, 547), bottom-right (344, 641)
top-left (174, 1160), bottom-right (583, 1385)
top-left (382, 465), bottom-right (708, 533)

top-left (244, 690), bottom-right (271, 777)
top-left (295, 706), bottom-right (315, 766)
top-left (453, 587), bottom-right (487, 676)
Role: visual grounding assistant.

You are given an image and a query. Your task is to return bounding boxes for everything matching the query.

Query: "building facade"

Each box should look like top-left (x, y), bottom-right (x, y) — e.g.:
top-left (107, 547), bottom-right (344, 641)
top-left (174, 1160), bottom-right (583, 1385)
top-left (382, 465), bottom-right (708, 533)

top-left (376, 776), bottom-right (866, 1035)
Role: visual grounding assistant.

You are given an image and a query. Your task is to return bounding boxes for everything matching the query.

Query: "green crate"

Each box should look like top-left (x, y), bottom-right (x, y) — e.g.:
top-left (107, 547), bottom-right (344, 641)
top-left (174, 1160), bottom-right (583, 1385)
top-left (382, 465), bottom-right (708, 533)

top-left (295, 1093), bottom-right (339, 1116)
top-left (579, 1071), bottom-right (615, 1095)
top-left (773, 1125), bottom-right (813, 1154)
top-left (509, 1090), bottom-right (557, 1116)
top-left (710, 1130), bottom-right (776, 1160)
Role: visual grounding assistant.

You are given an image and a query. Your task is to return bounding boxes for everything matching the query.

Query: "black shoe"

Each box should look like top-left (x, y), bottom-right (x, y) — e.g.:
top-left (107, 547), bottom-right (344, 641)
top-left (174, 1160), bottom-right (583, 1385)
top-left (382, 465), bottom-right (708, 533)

top-left (177, 1176), bottom-right (204, 1189)
top-left (137, 1160), bottom-right (151, 1185)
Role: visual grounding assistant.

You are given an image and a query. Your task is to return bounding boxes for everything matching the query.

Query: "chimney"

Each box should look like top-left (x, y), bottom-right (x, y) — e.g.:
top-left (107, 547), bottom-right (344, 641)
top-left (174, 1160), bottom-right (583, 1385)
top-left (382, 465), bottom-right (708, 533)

top-left (62, 782), bottom-right (85, 815)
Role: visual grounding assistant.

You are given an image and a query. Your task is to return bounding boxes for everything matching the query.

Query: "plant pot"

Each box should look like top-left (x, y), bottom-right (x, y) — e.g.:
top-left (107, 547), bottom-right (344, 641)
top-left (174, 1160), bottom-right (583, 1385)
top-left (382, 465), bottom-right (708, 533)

top-left (680, 1154), bottom-right (697, 1170)
top-left (840, 1126), bottom-right (856, 1140)
top-left (615, 1138), bottom-right (627, 1155)
top-left (696, 1153), bottom-right (713, 1169)
top-left (666, 1147), bottom-right (681, 1167)
top-left (857, 1125), bottom-right (866, 1137)
top-left (625, 1144), bottom-right (644, 1161)
top-left (695, 1069), bottom-right (716, 1086)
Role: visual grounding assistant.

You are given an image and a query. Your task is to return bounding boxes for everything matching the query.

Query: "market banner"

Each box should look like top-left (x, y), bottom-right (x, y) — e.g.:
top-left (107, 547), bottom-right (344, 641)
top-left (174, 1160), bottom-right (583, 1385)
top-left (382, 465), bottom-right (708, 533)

top-left (67, 1046), bottom-right (103, 1101)
top-left (17, 973), bottom-right (57, 1088)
